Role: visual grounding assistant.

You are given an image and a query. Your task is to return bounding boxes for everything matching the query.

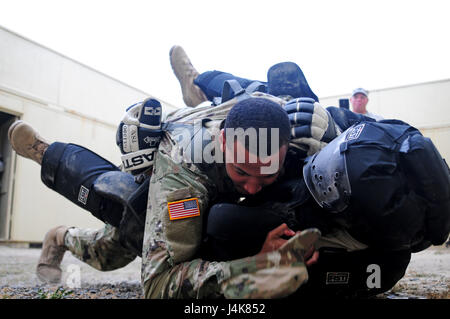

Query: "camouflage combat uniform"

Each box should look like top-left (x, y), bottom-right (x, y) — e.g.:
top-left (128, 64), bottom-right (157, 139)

top-left (59, 93), bottom-right (282, 275)
top-left (60, 93), bottom-right (366, 297)
top-left (140, 93), bottom-right (367, 298)
top-left (64, 224), bottom-right (137, 271)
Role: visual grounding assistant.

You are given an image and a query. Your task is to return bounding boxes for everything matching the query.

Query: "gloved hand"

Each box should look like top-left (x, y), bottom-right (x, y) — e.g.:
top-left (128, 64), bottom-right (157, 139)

top-left (220, 228), bottom-right (321, 299)
top-left (284, 97), bottom-right (340, 156)
top-left (116, 98), bottom-right (163, 174)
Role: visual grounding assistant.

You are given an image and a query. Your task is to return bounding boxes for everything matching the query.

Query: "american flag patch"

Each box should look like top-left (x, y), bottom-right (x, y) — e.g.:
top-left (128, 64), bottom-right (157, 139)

top-left (168, 198), bottom-right (200, 220)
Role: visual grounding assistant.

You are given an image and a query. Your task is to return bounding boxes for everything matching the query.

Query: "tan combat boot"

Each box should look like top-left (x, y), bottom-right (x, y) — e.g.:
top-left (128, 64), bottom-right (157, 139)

top-left (36, 226), bottom-right (69, 283)
top-left (169, 45), bottom-right (207, 107)
top-left (8, 120), bottom-right (49, 165)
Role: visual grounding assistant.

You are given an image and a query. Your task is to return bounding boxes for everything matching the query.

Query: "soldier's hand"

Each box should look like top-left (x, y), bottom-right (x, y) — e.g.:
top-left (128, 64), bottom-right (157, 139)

top-left (259, 223), bottom-right (295, 254)
top-left (260, 224), bottom-right (320, 266)
top-left (284, 97), bottom-right (340, 156)
top-left (221, 228), bottom-right (321, 299)
top-left (304, 246), bottom-right (319, 267)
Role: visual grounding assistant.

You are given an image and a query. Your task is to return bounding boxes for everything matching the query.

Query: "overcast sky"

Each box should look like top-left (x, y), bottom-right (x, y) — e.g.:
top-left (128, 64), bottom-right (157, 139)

top-left (1, 0), bottom-right (449, 107)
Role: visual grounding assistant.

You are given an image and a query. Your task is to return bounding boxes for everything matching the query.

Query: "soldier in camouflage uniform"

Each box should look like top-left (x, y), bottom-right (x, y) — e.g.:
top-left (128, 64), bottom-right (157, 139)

top-left (7, 46), bottom-right (396, 296)
top-left (8, 44), bottom-right (332, 288)
top-left (139, 92), bottom-right (364, 298)
top-left (8, 45), bottom-right (449, 297)
top-left (9, 90), bottom-right (350, 297)
top-left (142, 97), bottom-right (280, 298)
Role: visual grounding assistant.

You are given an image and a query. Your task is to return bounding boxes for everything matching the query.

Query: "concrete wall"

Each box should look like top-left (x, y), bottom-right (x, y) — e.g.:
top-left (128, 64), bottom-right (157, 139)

top-left (0, 26), bottom-right (179, 242)
top-left (1, 24), bottom-right (449, 242)
top-left (319, 79), bottom-right (450, 161)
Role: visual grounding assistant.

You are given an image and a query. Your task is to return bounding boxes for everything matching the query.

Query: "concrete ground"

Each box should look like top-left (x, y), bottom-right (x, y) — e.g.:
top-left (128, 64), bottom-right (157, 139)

top-left (0, 243), bottom-right (448, 298)
top-left (380, 244), bottom-right (449, 299)
top-left (0, 245), bottom-right (141, 287)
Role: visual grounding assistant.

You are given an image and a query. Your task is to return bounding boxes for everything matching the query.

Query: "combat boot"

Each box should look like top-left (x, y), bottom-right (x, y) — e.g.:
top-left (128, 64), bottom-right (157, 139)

top-left (169, 45), bottom-right (207, 107)
top-left (8, 120), bottom-right (49, 165)
top-left (36, 226), bottom-right (69, 283)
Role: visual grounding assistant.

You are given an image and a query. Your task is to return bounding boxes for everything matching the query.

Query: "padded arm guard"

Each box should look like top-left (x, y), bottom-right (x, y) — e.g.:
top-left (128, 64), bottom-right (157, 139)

top-left (284, 98), bottom-right (341, 156)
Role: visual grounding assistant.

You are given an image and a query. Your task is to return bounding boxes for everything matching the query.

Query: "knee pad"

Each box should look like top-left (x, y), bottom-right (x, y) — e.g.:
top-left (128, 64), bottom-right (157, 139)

top-left (41, 142), bottom-right (149, 228)
top-left (116, 177), bottom-right (149, 256)
top-left (267, 62), bottom-right (318, 101)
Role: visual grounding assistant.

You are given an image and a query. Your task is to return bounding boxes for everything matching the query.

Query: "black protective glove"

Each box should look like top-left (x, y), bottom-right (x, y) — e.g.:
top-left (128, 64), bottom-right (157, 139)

top-left (284, 97), bottom-right (340, 155)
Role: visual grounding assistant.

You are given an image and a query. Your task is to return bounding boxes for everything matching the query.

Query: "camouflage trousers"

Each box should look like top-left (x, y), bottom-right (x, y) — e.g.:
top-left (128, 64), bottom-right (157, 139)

top-left (64, 224), bottom-right (137, 271)
top-left (62, 224), bottom-right (365, 274)
top-left (315, 228), bottom-right (368, 251)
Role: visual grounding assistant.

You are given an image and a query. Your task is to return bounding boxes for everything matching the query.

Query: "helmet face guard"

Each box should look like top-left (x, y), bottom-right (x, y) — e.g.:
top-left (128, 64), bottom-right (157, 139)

top-left (303, 130), bottom-right (352, 213)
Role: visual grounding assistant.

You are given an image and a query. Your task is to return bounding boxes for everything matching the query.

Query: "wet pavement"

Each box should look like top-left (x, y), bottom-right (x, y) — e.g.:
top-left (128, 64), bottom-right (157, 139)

top-left (0, 243), bottom-right (448, 299)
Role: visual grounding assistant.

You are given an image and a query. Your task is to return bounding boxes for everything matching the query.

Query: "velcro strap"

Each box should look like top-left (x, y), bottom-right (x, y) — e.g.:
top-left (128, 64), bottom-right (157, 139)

top-left (221, 79), bottom-right (246, 103)
top-left (121, 148), bottom-right (157, 171)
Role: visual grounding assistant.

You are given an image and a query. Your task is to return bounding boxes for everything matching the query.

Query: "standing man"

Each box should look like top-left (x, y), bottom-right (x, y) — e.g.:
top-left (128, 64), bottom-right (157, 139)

top-left (349, 88), bottom-right (383, 121)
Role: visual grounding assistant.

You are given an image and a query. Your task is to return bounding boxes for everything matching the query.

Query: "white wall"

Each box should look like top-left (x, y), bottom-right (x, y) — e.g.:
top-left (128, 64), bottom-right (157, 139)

top-left (319, 79), bottom-right (450, 161)
top-left (0, 26), bottom-right (179, 242)
top-left (2, 24), bottom-right (449, 242)
top-left (0, 26), bottom-right (178, 124)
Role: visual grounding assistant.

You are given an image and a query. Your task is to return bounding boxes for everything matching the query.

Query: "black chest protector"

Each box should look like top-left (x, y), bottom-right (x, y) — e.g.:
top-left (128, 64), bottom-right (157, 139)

top-left (303, 120), bottom-right (450, 251)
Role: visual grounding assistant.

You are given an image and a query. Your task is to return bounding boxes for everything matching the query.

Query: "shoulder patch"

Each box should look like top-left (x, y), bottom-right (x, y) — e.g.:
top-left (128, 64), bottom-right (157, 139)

top-left (168, 198), bottom-right (200, 220)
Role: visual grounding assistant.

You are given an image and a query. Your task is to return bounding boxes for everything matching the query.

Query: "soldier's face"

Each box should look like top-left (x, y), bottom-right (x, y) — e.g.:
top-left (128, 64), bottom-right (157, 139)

top-left (221, 133), bottom-right (287, 195)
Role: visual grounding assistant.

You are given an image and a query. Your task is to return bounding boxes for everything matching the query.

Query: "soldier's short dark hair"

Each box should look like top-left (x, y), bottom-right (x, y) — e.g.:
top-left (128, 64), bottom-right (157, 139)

top-left (224, 97), bottom-right (290, 156)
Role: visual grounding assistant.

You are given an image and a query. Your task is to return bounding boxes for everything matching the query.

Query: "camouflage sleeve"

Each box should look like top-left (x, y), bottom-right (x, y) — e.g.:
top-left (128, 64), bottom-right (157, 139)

top-left (220, 229), bottom-right (320, 298)
top-left (141, 149), bottom-right (229, 298)
top-left (141, 149), bottom-right (318, 299)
